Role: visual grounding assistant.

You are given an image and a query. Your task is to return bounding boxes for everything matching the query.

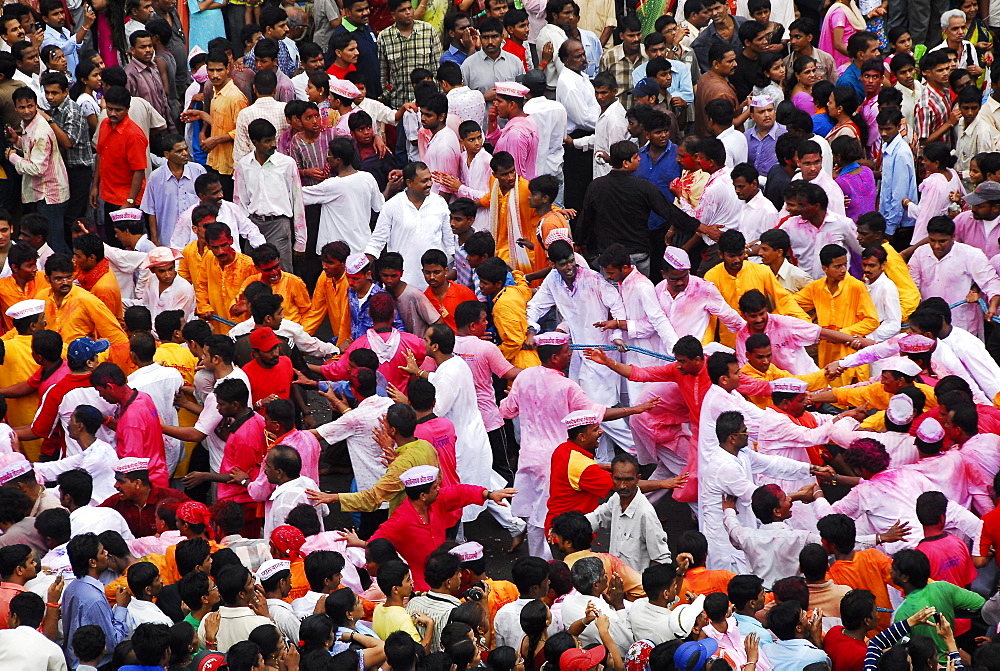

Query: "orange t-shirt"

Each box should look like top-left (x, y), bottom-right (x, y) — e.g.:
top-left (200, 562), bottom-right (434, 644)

top-left (828, 549), bottom-right (897, 631)
top-left (680, 566), bottom-right (736, 603)
top-left (425, 281), bottom-right (478, 332)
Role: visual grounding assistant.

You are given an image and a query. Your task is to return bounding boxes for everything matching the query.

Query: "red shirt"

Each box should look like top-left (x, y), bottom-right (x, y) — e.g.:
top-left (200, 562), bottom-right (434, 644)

top-left (218, 411), bottom-right (267, 504)
top-left (545, 442), bottom-right (613, 532)
top-left (911, 404), bottom-right (1000, 443)
top-left (918, 533), bottom-right (978, 587)
top-left (369, 484), bottom-right (486, 590)
top-left (117, 390), bottom-right (170, 488)
top-left (414, 414), bottom-right (461, 526)
top-left (0, 582), bottom-right (27, 628)
top-left (824, 625), bottom-right (866, 671)
top-left (95, 114), bottom-right (148, 206)
top-left (321, 329), bottom-right (427, 393)
top-left (326, 62), bottom-right (357, 78)
top-left (100, 486), bottom-right (190, 538)
top-left (27, 360), bottom-right (70, 397)
top-left (31, 371), bottom-right (93, 458)
top-left (425, 281), bottom-right (478, 332)
top-left (980, 504), bottom-right (1000, 565)
top-left (501, 40), bottom-right (530, 71)
top-left (242, 356), bottom-right (293, 403)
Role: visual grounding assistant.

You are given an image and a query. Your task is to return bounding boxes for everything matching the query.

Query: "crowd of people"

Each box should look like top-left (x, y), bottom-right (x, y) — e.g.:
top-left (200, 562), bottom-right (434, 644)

top-left (6, 0), bottom-right (1000, 669)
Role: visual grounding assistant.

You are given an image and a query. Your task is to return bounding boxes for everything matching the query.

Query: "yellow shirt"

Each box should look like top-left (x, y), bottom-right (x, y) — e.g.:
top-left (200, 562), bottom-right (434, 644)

top-left (833, 381), bottom-right (937, 411)
top-left (704, 261), bottom-right (811, 347)
top-left (794, 275), bottom-right (880, 386)
top-left (373, 604), bottom-right (421, 643)
top-left (740, 362), bottom-right (830, 408)
top-left (492, 271), bottom-right (540, 368)
top-left (0, 275), bottom-right (42, 332)
top-left (87, 269), bottom-right (124, 320)
top-left (301, 272), bottom-right (350, 346)
top-left (237, 272), bottom-right (312, 325)
top-left (154, 342), bottom-right (200, 475)
top-left (477, 176), bottom-right (542, 272)
top-left (882, 240), bottom-right (921, 320)
top-left (196, 252), bottom-right (257, 334)
top-left (207, 80), bottom-right (248, 175)
top-left (38, 285), bottom-right (128, 345)
top-left (0, 333), bottom-right (39, 439)
top-left (178, 240), bottom-right (206, 288)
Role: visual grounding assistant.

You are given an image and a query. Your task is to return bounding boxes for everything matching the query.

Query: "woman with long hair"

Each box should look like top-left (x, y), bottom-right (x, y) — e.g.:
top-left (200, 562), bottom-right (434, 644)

top-left (519, 599), bottom-right (551, 671)
top-left (325, 587), bottom-right (386, 668)
top-left (832, 136), bottom-right (876, 222)
top-left (249, 624), bottom-right (296, 671)
top-left (70, 60), bottom-right (102, 134)
top-left (787, 56), bottom-right (819, 114)
top-left (752, 52), bottom-right (786, 107)
top-left (826, 86), bottom-right (868, 145)
top-left (905, 142), bottom-right (965, 242)
top-left (819, 0), bottom-right (869, 67)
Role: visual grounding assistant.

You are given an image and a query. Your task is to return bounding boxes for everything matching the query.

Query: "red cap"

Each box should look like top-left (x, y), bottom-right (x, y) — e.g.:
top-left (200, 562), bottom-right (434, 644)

top-left (249, 327), bottom-right (283, 351)
top-left (560, 646), bottom-right (606, 671)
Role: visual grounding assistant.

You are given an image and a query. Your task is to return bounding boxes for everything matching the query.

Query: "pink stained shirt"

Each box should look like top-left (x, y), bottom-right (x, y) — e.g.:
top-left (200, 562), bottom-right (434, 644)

top-left (454, 335), bottom-right (515, 432)
top-left (420, 126), bottom-right (463, 196)
top-left (909, 241), bottom-right (1000, 338)
top-left (917, 532), bottom-right (979, 588)
top-left (693, 169), bottom-right (743, 242)
top-left (116, 390), bottom-right (170, 488)
top-left (321, 329), bottom-right (427, 393)
top-left (911, 169), bottom-right (964, 241)
top-left (654, 275), bottom-right (746, 342)
top-left (777, 211), bottom-right (859, 279)
top-left (247, 428), bottom-right (323, 504)
top-left (735, 314), bottom-right (822, 375)
top-left (217, 411), bottom-right (267, 504)
top-left (900, 451), bottom-right (994, 515)
top-left (485, 114), bottom-right (539, 180)
top-left (414, 414), bottom-right (462, 527)
top-left (27, 361), bottom-right (71, 397)
top-left (954, 210), bottom-right (1000, 260)
top-left (818, 5), bottom-right (858, 69)
top-left (618, 268), bottom-right (677, 364)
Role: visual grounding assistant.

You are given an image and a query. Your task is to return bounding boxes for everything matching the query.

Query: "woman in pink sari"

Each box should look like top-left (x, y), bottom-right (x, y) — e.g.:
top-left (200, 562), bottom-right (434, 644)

top-left (820, 0), bottom-right (869, 69)
top-left (905, 141), bottom-right (965, 242)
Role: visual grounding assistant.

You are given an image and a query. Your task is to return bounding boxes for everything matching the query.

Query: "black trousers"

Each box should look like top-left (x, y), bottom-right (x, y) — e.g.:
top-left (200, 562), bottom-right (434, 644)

top-left (563, 129), bottom-right (593, 215)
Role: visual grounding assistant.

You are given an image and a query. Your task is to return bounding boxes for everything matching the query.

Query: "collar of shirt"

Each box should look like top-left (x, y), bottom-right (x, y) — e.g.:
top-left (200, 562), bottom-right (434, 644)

top-left (270, 476), bottom-right (311, 500)
top-left (342, 17), bottom-right (359, 30)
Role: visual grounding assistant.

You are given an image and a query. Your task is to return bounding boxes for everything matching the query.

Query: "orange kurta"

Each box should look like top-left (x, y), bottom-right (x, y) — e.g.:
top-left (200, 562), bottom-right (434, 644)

top-left (195, 252), bottom-right (256, 334)
top-left (302, 272), bottom-right (350, 347)
top-left (0, 275), bottom-right (42, 331)
top-left (237, 271), bottom-right (312, 325)
top-left (178, 240), bottom-right (207, 288)
top-left (88, 269), bottom-right (124, 320)
top-left (37, 285), bottom-right (128, 344)
top-left (477, 176), bottom-right (542, 272)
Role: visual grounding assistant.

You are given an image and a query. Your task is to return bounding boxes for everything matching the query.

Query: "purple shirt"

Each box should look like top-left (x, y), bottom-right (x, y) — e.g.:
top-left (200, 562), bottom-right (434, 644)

top-left (486, 115), bottom-right (539, 180)
top-left (124, 58), bottom-right (175, 131)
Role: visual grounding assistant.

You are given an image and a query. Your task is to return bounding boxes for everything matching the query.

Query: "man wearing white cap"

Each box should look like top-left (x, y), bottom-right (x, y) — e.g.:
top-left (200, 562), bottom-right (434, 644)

top-left (139, 246), bottom-right (195, 322)
top-left (360, 464), bottom-right (515, 590)
top-left (655, 247), bottom-right (746, 341)
top-left (828, 391), bottom-right (921, 468)
top-left (0, 457), bottom-right (61, 516)
top-left (258, 559), bottom-right (299, 642)
top-left (486, 81), bottom-right (539, 181)
top-left (500, 331), bottom-right (658, 558)
top-left (745, 95), bottom-right (784, 176)
top-left (810, 357), bottom-right (936, 427)
top-left (900, 417), bottom-right (994, 514)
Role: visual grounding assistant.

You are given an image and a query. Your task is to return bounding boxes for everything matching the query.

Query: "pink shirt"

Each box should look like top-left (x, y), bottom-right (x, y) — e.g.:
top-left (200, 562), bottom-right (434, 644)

top-left (321, 330), bottom-right (427, 393)
top-left (27, 361), bottom-right (71, 397)
top-left (420, 126), bottom-right (463, 196)
top-left (954, 210), bottom-right (1000, 260)
top-left (819, 5), bottom-right (859, 69)
top-left (655, 275), bottom-right (746, 342)
top-left (909, 242), bottom-right (1000, 338)
top-left (454, 335), bottom-right (515, 432)
top-left (248, 428), bottom-right (323, 503)
top-left (694, 169), bottom-right (742, 241)
top-left (736, 314), bottom-right (821, 375)
top-left (901, 451), bottom-right (994, 514)
top-left (218, 412), bottom-right (267, 504)
top-left (912, 169), bottom-right (964, 241)
top-left (917, 532), bottom-right (978, 587)
top-left (117, 391), bottom-right (169, 488)
top-left (778, 211), bottom-right (859, 279)
top-left (414, 414), bottom-right (461, 526)
top-left (486, 115), bottom-right (539, 180)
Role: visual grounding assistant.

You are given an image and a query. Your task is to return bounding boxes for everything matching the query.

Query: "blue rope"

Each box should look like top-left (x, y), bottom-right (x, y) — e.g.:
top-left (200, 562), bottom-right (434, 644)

top-left (900, 299), bottom-right (996, 329)
top-left (208, 314), bottom-right (237, 327)
top-left (568, 343), bottom-right (676, 362)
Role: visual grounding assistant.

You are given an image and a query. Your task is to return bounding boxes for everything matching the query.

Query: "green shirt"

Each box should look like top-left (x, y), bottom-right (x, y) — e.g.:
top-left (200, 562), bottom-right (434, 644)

top-left (892, 580), bottom-right (984, 659)
top-left (337, 439), bottom-right (439, 513)
top-left (183, 613), bottom-right (204, 653)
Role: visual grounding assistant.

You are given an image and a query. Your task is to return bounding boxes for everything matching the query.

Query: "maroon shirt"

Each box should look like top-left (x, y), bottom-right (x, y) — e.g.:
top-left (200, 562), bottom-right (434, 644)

top-left (100, 486), bottom-right (190, 538)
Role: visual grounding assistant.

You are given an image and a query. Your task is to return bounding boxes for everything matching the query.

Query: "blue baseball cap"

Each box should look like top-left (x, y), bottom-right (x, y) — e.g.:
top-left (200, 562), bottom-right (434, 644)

top-left (67, 337), bottom-right (110, 364)
top-left (673, 640), bottom-right (719, 671)
top-left (629, 77), bottom-right (660, 99)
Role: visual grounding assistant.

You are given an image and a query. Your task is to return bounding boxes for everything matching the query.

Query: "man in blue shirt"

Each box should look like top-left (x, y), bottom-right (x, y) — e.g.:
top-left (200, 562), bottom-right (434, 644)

top-left (745, 95), bottom-right (784, 176)
top-left (762, 601), bottom-right (832, 670)
top-left (40, 0), bottom-right (94, 77)
top-left (877, 107), bottom-right (917, 238)
top-left (729, 574), bottom-right (775, 644)
top-left (634, 109), bottom-right (681, 277)
top-left (836, 31), bottom-right (880, 101)
top-left (62, 533), bottom-right (131, 669)
top-left (440, 12), bottom-right (475, 66)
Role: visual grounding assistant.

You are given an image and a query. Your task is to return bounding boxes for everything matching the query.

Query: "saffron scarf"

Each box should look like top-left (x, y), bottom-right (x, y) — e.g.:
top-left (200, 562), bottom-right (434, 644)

top-left (489, 179), bottom-right (533, 274)
top-left (772, 404), bottom-right (831, 465)
top-left (76, 257), bottom-right (111, 292)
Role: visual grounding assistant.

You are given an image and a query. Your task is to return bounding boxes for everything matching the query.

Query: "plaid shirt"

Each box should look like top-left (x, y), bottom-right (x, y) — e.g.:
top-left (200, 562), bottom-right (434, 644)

top-left (377, 21), bottom-right (442, 107)
top-left (10, 114), bottom-right (69, 204)
top-left (915, 83), bottom-right (953, 146)
top-left (50, 98), bottom-right (94, 168)
top-left (598, 44), bottom-right (646, 108)
top-left (242, 37), bottom-right (297, 78)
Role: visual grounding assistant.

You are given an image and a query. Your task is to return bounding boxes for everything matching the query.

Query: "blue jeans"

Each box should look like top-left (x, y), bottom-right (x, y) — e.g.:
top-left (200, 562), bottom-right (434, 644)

top-left (36, 200), bottom-right (68, 253)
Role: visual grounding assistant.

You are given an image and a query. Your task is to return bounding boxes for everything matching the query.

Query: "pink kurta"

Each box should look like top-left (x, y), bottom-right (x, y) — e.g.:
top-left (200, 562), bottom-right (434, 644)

top-left (819, 4), bottom-right (859, 69)
top-left (909, 242), bottom-right (1000, 338)
top-left (901, 451), bottom-right (994, 514)
top-left (953, 210), bottom-right (1000, 259)
top-left (486, 115), bottom-right (539, 180)
top-left (247, 428), bottom-right (323, 504)
top-left (499, 365), bottom-right (605, 526)
top-left (911, 169), bottom-right (964, 241)
top-left (414, 415), bottom-right (462, 527)
top-left (117, 391), bottom-right (169, 488)
top-left (655, 276), bottom-right (746, 342)
top-left (777, 212), bottom-right (860, 279)
top-left (454, 335), bottom-right (515, 432)
top-left (321, 330), bottom-right (427, 393)
top-left (420, 126), bottom-right (463, 196)
top-left (736, 314), bottom-right (821, 374)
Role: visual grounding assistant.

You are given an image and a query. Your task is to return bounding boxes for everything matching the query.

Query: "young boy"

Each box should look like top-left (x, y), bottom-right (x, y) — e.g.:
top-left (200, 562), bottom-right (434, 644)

top-left (278, 99), bottom-right (308, 157)
top-left (757, 228), bottom-right (811, 293)
top-left (421, 248), bottom-right (477, 332)
top-left (890, 53), bottom-right (922, 137)
top-left (110, 210), bottom-right (155, 253)
top-left (432, 120), bottom-right (492, 230)
top-left (528, 174), bottom-right (569, 251)
top-left (349, 111), bottom-right (400, 193)
top-left (731, 163), bottom-right (777, 246)
top-left (126, 562), bottom-right (172, 625)
top-left (747, 0), bottom-right (786, 47)
top-left (956, 85), bottom-right (999, 190)
top-left (301, 241), bottom-right (350, 345)
top-left (142, 246), bottom-right (196, 323)
top-left (449, 197), bottom-right (479, 291)
top-left (343, 252), bottom-right (404, 341)
top-left (785, 18), bottom-right (836, 82)
top-left (379, 251), bottom-right (441, 337)
top-left (71, 625), bottom-right (107, 671)
top-left (476, 255), bottom-right (539, 368)
top-left (241, 23), bottom-right (262, 60)
top-left (501, 8), bottom-right (532, 71)
top-left (876, 108), bottom-right (918, 246)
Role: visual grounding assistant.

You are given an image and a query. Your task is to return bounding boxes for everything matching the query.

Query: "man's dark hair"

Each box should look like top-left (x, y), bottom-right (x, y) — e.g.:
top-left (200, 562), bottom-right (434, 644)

top-left (750, 483), bottom-right (781, 524)
top-left (511, 556), bottom-right (550, 595)
top-left (269, 444), bottom-right (302, 480)
top-left (205, 333), bottom-right (236, 364)
top-left (915, 490), bottom-right (948, 526)
top-left (72, 625), bottom-right (107, 664)
top-left (728, 574), bottom-right (764, 611)
top-left (67, 532), bottom-right (102, 578)
top-left (767, 601), bottom-right (804, 641)
top-left (817, 513), bottom-right (856, 554)
top-left (175, 537), bottom-right (211, 576)
top-left (56, 469), bottom-right (93, 507)
top-left (465, 230), bottom-right (496, 257)
top-left (386, 402), bottom-right (418, 436)
top-left (178, 569), bottom-right (211, 612)
top-left (549, 511), bottom-right (592, 551)
top-left (677, 530), bottom-right (709, 567)
top-left (126, 561), bottom-right (161, 598)
top-left (714, 409), bottom-right (744, 444)
top-left (378, 559), bottom-right (410, 594)
top-left (798, 543), bottom-right (829, 582)
top-left (305, 550), bottom-right (346, 592)
top-left (8, 591), bottom-right (44, 629)
top-left (839, 589), bottom-right (875, 630)
top-left (423, 550), bottom-right (461, 589)
top-left (892, 549), bottom-right (931, 589)
top-left (0, 544), bottom-right (32, 580)
top-left (216, 564), bottom-right (252, 605)
top-left (641, 563), bottom-right (677, 600)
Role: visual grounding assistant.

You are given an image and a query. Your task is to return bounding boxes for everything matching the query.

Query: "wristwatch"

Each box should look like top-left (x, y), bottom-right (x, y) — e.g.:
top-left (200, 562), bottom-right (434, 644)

top-left (126, 198), bottom-right (136, 205)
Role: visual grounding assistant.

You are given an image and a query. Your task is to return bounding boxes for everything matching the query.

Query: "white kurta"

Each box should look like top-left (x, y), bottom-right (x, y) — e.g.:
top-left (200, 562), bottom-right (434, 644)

top-left (697, 385), bottom-right (765, 472)
top-left (866, 272), bottom-right (902, 344)
top-left (316, 395), bottom-right (395, 500)
top-left (140, 274), bottom-right (196, 322)
top-left (302, 170), bottom-right (385, 255)
top-left (698, 446), bottom-right (811, 570)
top-left (755, 408), bottom-right (836, 492)
top-left (655, 275), bottom-right (746, 341)
top-left (828, 416), bottom-right (919, 467)
top-left (909, 242), bottom-right (1000, 338)
top-left (429, 356), bottom-right (493, 522)
top-left (33, 438), bottom-right (119, 504)
top-left (365, 191), bottom-right (454, 290)
top-left (618, 269), bottom-right (677, 365)
top-left (128, 363), bottom-right (185, 473)
top-left (941, 325), bottom-right (1000, 402)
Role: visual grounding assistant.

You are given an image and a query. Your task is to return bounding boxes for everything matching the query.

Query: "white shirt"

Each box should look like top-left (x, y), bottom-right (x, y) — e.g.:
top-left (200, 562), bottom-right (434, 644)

top-left (941, 325), bottom-right (1000, 401)
top-left (803, 169), bottom-right (846, 217)
top-left (69, 505), bottom-right (134, 539)
top-left (866, 272), bottom-right (902, 342)
top-left (755, 407), bottom-right (835, 492)
top-left (302, 170), bottom-right (385, 255)
top-left (740, 191), bottom-right (778, 245)
top-left (140, 273), bottom-right (196, 323)
top-left (493, 597), bottom-right (563, 648)
top-left (232, 97), bottom-right (291, 164)
top-left (560, 591), bottom-right (633, 656)
top-left (365, 191), bottom-right (454, 290)
top-left (628, 598), bottom-right (676, 645)
top-left (104, 243), bottom-right (150, 301)
top-left (572, 100), bottom-right (630, 178)
top-left (428, 356), bottom-right (492, 521)
top-left (194, 367), bottom-right (252, 471)
top-left (828, 417), bottom-right (919, 467)
top-left (0, 626), bottom-right (67, 671)
top-left (586, 491), bottom-right (671, 572)
top-left (909, 243), bottom-right (1000, 338)
top-left (129, 362), bottom-right (185, 473)
top-left (718, 126), bottom-right (748, 169)
top-left (268, 598), bottom-right (300, 642)
top-left (777, 211), bottom-right (860, 279)
top-left (291, 590), bottom-right (325, 620)
top-left (697, 384), bottom-right (765, 473)
top-left (557, 68), bottom-right (600, 133)
top-left (536, 23), bottom-right (567, 88)
top-left (524, 96), bottom-right (568, 177)
top-left (617, 268), bottom-right (677, 365)
top-left (170, 199), bottom-right (267, 252)
top-left (266, 475), bottom-right (326, 540)
top-left (128, 598), bottom-right (174, 626)
top-left (33, 438), bottom-right (118, 504)
top-left (699, 446), bottom-right (810, 571)
top-left (49, 388), bottom-right (116, 457)
top-left (227, 317), bottom-right (339, 359)
top-left (694, 169), bottom-right (743, 243)
top-left (316, 395), bottom-right (394, 500)
top-left (233, 151), bottom-right (307, 251)
top-left (655, 275), bottom-right (746, 341)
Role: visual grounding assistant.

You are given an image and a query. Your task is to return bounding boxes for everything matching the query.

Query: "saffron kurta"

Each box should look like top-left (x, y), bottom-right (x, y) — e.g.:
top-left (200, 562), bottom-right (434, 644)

top-left (301, 272), bottom-right (351, 347)
top-left (477, 176), bottom-right (541, 272)
top-left (37, 285), bottom-right (128, 344)
top-left (237, 272), bottom-right (312, 325)
top-left (195, 252), bottom-right (257, 334)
